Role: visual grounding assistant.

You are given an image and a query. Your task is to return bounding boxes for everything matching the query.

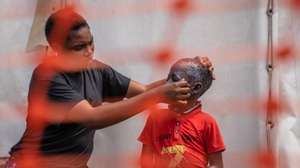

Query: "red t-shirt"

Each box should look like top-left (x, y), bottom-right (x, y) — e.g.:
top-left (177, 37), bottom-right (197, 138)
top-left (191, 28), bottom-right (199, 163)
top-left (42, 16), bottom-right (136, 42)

top-left (138, 103), bottom-right (225, 168)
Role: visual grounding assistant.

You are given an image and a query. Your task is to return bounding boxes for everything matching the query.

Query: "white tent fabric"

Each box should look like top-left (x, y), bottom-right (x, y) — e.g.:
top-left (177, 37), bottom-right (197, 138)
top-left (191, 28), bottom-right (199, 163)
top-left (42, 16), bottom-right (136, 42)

top-left (0, 0), bottom-right (299, 168)
top-left (275, 1), bottom-right (300, 167)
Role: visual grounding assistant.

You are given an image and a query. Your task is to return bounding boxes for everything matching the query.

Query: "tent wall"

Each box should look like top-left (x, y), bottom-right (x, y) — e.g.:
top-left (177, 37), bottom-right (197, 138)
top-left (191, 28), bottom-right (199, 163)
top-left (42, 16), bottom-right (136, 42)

top-left (275, 0), bottom-right (300, 167)
top-left (1, 0), bottom-right (293, 168)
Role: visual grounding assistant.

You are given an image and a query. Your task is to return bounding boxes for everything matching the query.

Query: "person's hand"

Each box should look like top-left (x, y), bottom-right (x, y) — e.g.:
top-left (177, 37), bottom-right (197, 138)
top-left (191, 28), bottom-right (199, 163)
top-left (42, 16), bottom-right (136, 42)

top-left (194, 56), bottom-right (215, 80)
top-left (156, 79), bottom-right (191, 104)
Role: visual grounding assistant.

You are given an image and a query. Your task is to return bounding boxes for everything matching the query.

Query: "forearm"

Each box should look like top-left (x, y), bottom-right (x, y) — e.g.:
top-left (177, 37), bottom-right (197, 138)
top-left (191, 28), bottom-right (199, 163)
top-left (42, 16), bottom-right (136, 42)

top-left (141, 155), bottom-right (154, 168)
top-left (208, 152), bottom-right (223, 168)
top-left (141, 145), bottom-right (155, 168)
top-left (82, 88), bottom-right (162, 129)
top-left (146, 79), bottom-right (166, 91)
top-left (126, 79), bottom-right (166, 98)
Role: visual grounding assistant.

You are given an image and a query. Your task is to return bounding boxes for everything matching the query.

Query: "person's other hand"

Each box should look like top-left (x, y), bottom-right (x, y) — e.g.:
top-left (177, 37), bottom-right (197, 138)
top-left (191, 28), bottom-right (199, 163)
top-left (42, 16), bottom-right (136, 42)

top-left (194, 56), bottom-right (215, 80)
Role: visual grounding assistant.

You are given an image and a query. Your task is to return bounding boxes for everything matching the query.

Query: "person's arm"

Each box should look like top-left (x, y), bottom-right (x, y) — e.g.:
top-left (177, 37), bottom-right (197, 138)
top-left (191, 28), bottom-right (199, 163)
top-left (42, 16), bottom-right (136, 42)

top-left (203, 115), bottom-right (225, 168)
top-left (47, 80), bottom-right (190, 129)
top-left (126, 79), bottom-right (166, 98)
top-left (140, 144), bottom-right (155, 168)
top-left (207, 152), bottom-right (223, 168)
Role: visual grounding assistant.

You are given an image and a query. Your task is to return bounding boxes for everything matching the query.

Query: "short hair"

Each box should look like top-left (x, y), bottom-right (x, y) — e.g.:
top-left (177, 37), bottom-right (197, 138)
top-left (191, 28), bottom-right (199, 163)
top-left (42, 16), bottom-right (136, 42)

top-left (167, 57), bottom-right (213, 99)
top-left (45, 7), bottom-right (89, 51)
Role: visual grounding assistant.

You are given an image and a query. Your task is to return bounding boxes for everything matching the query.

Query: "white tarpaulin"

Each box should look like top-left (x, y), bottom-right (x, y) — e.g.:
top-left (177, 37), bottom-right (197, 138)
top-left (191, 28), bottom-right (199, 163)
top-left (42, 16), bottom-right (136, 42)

top-left (275, 0), bottom-right (300, 167)
top-left (0, 0), bottom-right (299, 168)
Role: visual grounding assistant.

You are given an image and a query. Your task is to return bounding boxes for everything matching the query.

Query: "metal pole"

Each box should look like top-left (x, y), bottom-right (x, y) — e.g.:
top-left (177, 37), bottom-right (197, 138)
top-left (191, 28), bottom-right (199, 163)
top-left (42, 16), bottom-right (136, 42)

top-left (266, 0), bottom-right (275, 153)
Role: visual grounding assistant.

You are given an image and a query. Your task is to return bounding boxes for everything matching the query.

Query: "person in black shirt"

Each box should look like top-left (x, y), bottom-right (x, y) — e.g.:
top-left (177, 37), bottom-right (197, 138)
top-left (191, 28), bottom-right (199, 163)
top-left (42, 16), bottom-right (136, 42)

top-left (5, 7), bottom-right (213, 168)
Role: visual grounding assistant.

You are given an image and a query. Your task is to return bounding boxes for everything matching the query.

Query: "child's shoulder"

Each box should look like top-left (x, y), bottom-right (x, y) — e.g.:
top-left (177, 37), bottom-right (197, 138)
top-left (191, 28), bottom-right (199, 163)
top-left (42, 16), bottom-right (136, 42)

top-left (192, 110), bottom-right (218, 124)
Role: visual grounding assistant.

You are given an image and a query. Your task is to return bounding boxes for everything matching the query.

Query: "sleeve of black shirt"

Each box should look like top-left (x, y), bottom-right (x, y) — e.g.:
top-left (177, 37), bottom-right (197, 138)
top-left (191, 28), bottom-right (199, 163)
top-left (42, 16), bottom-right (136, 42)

top-left (100, 65), bottom-right (130, 101)
top-left (29, 65), bottom-right (84, 104)
top-left (27, 65), bottom-right (84, 124)
top-left (47, 74), bottom-right (84, 103)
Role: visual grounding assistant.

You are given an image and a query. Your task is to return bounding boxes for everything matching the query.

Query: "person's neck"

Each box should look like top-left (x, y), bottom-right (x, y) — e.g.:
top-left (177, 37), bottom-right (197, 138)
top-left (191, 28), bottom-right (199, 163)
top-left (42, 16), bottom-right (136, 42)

top-left (169, 100), bottom-right (199, 115)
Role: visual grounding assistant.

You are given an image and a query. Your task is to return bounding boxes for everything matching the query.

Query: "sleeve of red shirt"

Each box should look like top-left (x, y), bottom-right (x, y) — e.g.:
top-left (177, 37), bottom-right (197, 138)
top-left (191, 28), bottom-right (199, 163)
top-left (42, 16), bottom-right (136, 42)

top-left (138, 115), bottom-right (154, 146)
top-left (204, 116), bottom-right (226, 154)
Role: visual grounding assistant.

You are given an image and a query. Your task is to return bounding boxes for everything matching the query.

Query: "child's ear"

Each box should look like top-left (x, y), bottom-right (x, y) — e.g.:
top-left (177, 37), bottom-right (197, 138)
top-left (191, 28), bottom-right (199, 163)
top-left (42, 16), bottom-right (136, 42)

top-left (193, 82), bottom-right (202, 92)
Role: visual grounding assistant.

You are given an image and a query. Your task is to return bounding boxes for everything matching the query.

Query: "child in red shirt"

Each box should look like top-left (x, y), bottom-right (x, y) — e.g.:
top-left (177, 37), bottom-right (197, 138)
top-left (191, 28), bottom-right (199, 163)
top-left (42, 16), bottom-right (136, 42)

top-left (138, 57), bottom-right (225, 168)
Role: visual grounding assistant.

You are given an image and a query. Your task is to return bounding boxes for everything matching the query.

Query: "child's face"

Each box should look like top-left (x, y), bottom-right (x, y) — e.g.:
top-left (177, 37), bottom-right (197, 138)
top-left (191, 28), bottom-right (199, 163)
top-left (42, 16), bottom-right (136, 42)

top-left (167, 59), bottom-right (210, 114)
top-left (167, 70), bottom-right (203, 100)
top-left (167, 74), bottom-right (199, 114)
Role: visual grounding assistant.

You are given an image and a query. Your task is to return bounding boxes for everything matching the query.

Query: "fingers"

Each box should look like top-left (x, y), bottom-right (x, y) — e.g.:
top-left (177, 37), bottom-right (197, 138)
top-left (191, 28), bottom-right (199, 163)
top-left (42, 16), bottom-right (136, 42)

top-left (162, 79), bottom-right (191, 103)
top-left (200, 57), bottom-right (212, 67)
top-left (195, 56), bottom-right (211, 67)
top-left (174, 79), bottom-right (190, 87)
top-left (195, 56), bottom-right (216, 80)
top-left (173, 80), bottom-right (191, 100)
top-left (175, 93), bottom-right (191, 100)
top-left (176, 87), bottom-right (191, 93)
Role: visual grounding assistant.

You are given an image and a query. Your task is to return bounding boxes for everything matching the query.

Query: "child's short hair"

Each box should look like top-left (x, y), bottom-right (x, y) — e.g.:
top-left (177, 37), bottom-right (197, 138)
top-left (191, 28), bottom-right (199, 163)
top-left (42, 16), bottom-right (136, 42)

top-left (167, 57), bottom-right (213, 99)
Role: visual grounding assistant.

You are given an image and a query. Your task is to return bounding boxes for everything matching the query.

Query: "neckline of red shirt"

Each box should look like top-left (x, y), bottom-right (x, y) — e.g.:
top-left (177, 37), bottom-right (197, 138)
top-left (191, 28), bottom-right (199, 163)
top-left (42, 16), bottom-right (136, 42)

top-left (173, 101), bottom-right (202, 120)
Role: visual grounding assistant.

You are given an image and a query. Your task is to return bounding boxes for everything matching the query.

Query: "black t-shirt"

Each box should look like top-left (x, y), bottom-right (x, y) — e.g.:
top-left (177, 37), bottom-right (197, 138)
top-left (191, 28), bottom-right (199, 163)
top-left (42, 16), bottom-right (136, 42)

top-left (10, 60), bottom-right (130, 167)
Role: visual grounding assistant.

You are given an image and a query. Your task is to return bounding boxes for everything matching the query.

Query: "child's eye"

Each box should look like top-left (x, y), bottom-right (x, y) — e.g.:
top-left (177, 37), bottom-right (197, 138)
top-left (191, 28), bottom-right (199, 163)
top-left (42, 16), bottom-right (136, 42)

top-left (193, 84), bottom-right (202, 90)
top-left (172, 74), bottom-right (181, 82)
top-left (72, 45), bottom-right (86, 51)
